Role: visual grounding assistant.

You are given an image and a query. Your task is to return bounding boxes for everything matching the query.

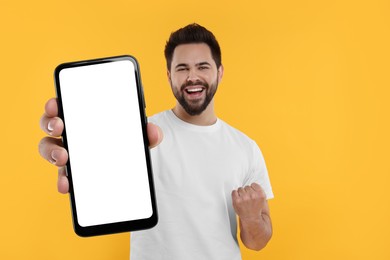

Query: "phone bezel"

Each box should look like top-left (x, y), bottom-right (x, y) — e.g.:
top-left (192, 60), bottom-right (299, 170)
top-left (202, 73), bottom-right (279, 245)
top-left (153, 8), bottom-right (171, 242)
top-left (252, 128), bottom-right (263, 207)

top-left (54, 55), bottom-right (158, 237)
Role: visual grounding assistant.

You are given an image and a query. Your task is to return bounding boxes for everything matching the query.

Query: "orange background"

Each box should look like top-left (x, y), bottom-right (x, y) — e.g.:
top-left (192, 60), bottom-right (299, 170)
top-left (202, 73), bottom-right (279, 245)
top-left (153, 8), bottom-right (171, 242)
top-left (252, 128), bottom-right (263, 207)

top-left (1, 0), bottom-right (389, 259)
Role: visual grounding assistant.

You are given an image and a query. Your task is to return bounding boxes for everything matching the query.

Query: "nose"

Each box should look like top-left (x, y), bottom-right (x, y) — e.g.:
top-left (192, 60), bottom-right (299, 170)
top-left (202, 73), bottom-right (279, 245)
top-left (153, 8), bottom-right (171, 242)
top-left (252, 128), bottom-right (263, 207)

top-left (187, 68), bottom-right (200, 82)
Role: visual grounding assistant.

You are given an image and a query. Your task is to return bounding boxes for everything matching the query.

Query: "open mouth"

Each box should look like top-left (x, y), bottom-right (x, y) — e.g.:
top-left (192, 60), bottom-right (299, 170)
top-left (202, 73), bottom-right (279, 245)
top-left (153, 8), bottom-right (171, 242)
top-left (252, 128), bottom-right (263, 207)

top-left (185, 87), bottom-right (204, 94)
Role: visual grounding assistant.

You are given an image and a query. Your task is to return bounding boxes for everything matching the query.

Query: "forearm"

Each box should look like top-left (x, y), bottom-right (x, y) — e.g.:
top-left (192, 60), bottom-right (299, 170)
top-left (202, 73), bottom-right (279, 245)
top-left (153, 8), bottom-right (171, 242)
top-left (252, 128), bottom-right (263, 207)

top-left (239, 211), bottom-right (272, 251)
top-left (232, 183), bottom-right (273, 251)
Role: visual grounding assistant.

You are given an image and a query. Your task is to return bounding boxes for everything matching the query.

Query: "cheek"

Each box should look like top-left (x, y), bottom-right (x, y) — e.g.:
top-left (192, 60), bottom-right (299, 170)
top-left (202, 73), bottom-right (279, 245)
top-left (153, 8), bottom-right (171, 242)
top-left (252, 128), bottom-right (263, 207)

top-left (171, 75), bottom-right (186, 86)
top-left (202, 71), bottom-right (218, 81)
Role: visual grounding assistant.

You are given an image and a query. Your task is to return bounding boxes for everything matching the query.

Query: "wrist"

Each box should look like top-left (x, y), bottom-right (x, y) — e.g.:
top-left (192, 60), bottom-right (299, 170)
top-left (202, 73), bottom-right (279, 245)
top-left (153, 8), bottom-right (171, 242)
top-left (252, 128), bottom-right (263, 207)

top-left (239, 213), bottom-right (263, 224)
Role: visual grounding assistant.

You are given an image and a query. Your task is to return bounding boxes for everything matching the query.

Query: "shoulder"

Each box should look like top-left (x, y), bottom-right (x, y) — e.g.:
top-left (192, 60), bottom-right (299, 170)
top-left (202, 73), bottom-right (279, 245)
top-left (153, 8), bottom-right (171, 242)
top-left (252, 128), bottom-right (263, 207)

top-left (148, 110), bottom-right (170, 125)
top-left (218, 119), bottom-right (258, 150)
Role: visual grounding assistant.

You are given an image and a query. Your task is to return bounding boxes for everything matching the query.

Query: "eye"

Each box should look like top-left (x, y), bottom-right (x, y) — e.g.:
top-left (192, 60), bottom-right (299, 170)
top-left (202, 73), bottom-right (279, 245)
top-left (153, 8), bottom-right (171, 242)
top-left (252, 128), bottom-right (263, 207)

top-left (176, 67), bottom-right (188, 72)
top-left (198, 66), bottom-right (209, 70)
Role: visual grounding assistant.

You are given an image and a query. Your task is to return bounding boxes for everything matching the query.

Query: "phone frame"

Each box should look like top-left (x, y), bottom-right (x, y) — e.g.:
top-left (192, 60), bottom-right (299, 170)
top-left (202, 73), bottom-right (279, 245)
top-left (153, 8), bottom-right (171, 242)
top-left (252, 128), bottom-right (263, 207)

top-left (54, 55), bottom-right (158, 237)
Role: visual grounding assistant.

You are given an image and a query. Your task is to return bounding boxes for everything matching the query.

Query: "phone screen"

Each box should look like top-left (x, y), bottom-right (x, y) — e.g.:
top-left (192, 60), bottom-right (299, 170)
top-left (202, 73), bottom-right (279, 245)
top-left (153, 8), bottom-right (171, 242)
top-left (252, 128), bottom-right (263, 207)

top-left (55, 56), bottom-right (156, 235)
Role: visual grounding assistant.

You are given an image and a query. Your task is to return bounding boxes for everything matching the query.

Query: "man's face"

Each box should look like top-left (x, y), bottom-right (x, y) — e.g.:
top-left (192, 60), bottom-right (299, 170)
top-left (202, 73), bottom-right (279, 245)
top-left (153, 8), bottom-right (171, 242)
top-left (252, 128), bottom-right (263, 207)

top-left (168, 43), bottom-right (223, 116)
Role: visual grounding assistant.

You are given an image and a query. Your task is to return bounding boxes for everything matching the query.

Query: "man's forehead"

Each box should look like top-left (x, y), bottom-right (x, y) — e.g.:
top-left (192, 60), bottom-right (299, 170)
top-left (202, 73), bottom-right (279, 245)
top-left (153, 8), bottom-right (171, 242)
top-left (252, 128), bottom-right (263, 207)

top-left (171, 43), bottom-right (214, 65)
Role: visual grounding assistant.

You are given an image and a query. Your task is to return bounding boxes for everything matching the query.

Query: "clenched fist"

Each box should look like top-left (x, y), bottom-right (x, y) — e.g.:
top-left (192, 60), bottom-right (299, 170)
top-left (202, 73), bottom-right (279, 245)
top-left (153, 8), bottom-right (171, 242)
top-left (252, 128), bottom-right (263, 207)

top-left (231, 183), bottom-right (267, 221)
top-left (231, 183), bottom-right (271, 250)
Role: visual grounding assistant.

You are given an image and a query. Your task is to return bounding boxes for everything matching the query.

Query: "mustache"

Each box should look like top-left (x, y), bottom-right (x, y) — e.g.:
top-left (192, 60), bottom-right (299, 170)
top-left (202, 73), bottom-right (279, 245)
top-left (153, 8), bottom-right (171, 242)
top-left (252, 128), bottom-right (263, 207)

top-left (180, 80), bottom-right (209, 91)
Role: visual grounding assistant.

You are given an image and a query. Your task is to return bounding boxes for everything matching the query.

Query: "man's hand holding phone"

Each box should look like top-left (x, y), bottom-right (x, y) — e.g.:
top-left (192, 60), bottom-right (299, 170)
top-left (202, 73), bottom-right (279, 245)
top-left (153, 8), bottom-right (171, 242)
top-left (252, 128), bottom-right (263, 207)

top-left (39, 98), bottom-right (163, 194)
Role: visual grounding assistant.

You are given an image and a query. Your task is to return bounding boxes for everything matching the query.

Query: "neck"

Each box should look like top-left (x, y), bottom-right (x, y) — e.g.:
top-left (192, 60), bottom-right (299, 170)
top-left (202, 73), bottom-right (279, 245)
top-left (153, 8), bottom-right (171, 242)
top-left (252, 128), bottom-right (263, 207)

top-left (172, 100), bottom-right (217, 126)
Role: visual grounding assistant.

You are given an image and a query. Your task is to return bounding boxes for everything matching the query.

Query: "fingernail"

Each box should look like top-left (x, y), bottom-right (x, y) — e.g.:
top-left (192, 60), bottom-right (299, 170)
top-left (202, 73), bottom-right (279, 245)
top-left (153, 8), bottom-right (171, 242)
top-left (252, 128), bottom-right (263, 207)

top-left (48, 120), bottom-right (55, 132)
top-left (50, 150), bottom-right (59, 164)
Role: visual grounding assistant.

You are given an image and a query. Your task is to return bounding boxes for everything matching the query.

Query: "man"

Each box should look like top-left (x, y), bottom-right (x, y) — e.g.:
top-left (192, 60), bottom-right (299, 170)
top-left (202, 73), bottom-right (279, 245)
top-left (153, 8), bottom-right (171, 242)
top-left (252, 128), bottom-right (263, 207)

top-left (39, 23), bottom-right (274, 259)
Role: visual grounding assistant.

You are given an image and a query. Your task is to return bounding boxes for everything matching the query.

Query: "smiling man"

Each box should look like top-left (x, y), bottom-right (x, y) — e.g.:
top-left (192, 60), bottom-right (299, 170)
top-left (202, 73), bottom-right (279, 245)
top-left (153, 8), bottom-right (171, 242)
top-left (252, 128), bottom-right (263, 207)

top-left (169, 43), bottom-right (220, 119)
top-left (39, 23), bottom-right (274, 260)
top-left (168, 42), bottom-right (221, 125)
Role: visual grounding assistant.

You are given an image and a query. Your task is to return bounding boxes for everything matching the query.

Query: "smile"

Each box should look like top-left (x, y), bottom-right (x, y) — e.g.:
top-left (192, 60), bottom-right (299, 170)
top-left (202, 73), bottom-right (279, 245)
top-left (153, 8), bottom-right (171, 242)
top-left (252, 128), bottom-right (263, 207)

top-left (184, 86), bottom-right (205, 94)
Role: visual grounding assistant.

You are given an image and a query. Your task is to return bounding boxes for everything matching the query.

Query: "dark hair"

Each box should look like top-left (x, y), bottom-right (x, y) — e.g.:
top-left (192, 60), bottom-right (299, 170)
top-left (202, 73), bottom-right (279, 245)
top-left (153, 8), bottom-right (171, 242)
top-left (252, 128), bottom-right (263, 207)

top-left (164, 23), bottom-right (222, 71)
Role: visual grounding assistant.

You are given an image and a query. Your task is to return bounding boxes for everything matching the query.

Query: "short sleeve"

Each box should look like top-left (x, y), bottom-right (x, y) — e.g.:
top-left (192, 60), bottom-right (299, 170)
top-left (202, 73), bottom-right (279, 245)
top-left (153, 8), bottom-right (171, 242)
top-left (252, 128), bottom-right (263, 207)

top-left (243, 141), bottom-right (274, 200)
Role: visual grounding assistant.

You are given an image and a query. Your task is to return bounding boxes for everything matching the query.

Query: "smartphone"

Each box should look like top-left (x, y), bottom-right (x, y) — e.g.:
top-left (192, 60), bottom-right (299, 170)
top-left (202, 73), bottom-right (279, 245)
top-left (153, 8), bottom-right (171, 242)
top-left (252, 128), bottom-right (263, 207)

top-left (54, 55), bottom-right (157, 237)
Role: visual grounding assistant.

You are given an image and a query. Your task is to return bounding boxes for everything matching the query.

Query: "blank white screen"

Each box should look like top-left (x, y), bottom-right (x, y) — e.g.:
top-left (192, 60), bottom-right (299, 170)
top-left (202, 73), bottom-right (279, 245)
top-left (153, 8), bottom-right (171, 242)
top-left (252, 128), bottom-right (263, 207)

top-left (59, 60), bottom-right (152, 227)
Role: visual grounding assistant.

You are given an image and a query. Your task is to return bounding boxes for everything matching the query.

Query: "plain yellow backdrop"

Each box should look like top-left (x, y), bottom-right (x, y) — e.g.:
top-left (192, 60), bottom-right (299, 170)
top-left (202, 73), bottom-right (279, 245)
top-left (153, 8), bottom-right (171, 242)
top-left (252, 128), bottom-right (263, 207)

top-left (1, 0), bottom-right (389, 259)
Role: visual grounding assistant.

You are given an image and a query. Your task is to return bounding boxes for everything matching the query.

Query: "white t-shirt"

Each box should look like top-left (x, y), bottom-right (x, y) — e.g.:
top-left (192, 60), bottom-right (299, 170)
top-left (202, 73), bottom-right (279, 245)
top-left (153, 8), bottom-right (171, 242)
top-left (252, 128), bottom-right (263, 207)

top-left (130, 110), bottom-right (273, 260)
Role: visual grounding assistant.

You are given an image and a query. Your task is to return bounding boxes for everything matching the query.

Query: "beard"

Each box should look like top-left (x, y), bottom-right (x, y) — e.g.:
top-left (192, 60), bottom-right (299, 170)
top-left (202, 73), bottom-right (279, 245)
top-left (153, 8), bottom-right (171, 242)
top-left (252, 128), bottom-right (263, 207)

top-left (171, 78), bottom-right (218, 116)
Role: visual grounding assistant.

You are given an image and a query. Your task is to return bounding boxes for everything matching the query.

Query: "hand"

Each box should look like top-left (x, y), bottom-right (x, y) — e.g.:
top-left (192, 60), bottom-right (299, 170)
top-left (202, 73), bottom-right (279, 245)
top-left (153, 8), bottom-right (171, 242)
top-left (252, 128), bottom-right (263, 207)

top-left (38, 98), bottom-right (163, 194)
top-left (232, 183), bottom-right (272, 250)
top-left (231, 183), bottom-right (267, 221)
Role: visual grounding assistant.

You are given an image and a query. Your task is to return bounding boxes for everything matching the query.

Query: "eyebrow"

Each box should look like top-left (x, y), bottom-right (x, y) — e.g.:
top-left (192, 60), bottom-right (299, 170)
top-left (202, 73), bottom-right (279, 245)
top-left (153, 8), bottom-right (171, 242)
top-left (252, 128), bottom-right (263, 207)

top-left (196, 62), bottom-right (211, 67)
top-left (174, 62), bottom-right (212, 69)
top-left (175, 63), bottom-right (189, 69)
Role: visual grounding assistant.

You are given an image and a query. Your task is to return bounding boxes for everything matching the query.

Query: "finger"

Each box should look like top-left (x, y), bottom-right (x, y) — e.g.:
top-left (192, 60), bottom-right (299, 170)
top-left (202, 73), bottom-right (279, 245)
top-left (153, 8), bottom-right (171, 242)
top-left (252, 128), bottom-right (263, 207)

top-left (242, 185), bottom-right (256, 198)
top-left (251, 183), bottom-right (267, 200)
top-left (231, 190), bottom-right (241, 210)
top-left (45, 98), bottom-right (58, 117)
top-left (250, 183), bottom-right (263, 191)
top-left (147, 122), bottom-right (163, 148)
top-left (38, 137), bottom-right (68, 166)
top-left (57, 167), bottom-right (69, 194)
top-left (231, 190), bottom-right (240, 201)
top-left (244, 185), bottom-right (253, 192)
top-left (40, 115), bottom-right (64, 137)
top-left (237, 187), bottom-right (245, 197)
top-left (40, 98), bottom-right (63, 137)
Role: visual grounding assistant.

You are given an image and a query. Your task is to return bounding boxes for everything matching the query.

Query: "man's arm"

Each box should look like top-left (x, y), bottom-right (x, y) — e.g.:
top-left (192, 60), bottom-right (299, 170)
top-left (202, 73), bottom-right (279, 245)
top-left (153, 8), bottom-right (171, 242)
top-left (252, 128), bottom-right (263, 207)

top-left (232, 183), bottom-right (272, 251)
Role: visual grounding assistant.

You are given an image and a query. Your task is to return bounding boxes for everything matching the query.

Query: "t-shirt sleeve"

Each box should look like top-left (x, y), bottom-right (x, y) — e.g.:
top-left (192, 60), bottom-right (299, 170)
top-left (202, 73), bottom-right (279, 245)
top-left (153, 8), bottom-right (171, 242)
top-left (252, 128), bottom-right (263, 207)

top-left (243, 140), bottom-right (274, 200)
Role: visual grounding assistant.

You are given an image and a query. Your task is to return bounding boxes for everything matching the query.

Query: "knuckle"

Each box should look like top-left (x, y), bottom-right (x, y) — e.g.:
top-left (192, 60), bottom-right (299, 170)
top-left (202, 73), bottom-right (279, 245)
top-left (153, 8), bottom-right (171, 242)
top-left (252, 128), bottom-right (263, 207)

top-left (251, 182), bottom-right (260, 188)
top-left (38, 137), bottom-right (49, 154)
top-left (45, 98), bottom-right (54, 111)
top-left (251, 182), bottom-right (262, 191)
top-left (258, 191), bottom-right (266, 200)
top-left (39, 114), bottom-right (46, 130)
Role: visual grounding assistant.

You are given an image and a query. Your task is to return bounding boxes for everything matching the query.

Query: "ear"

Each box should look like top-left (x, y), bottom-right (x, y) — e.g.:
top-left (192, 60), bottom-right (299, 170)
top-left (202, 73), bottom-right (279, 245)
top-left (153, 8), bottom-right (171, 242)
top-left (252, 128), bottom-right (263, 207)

top-left (167, 70), bottom-right (171, 83)
top-left (217, 64), bottom-right (224, 83)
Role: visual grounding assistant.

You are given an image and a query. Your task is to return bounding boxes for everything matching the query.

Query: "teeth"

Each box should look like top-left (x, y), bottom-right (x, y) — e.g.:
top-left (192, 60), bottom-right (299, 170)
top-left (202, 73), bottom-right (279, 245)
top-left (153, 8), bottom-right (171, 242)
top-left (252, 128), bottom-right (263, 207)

top-left (187, 88), bottom-right (203, 93)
